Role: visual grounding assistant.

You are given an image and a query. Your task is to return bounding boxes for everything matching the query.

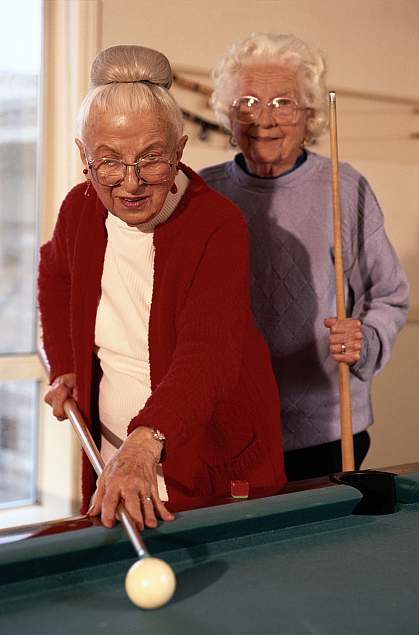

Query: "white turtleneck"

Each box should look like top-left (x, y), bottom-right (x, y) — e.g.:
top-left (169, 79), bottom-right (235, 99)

top-left (95, 171), bottom-right (189, 499)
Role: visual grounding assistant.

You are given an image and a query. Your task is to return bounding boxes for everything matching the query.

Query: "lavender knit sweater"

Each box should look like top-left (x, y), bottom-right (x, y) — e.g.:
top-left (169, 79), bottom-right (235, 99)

top-left (200, 151), bottom-right (409, 451)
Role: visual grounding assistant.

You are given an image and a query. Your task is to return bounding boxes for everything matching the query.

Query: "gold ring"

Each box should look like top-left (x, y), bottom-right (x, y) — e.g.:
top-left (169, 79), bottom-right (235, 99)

top-left (141, 496), bottom-right (152, 503)
top-left (341, 344), bottom-right (346, 354)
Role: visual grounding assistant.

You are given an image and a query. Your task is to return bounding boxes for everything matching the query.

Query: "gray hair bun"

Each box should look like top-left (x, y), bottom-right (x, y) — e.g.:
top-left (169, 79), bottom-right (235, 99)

top-left (90, 44), bottom-right (173, 89)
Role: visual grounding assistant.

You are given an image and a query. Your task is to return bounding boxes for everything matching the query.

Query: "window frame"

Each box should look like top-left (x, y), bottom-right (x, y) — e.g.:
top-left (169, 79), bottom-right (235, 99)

top-left (0, 0), bottom-right (100, 529)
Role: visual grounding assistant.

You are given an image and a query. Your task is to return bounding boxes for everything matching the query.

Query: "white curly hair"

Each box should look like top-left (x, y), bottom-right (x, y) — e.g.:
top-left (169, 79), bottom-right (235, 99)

top-left (211, 33), bottom-right (328, 142)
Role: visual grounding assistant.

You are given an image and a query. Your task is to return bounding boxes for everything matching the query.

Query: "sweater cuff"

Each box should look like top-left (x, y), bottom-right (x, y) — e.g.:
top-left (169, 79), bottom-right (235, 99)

top-left (127, 404), bottom-right (189, 451)
top-left (350, 323), bottom-right (381, 382)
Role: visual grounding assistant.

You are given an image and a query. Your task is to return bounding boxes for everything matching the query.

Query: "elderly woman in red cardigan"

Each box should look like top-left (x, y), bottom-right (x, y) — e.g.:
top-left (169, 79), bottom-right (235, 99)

top-left (38, 44), bottom-right (286, 530)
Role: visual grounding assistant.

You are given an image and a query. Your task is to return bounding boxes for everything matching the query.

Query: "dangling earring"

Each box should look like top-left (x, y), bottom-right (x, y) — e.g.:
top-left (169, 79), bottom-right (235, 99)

top-left (170, 182), bottom-right (178, 194)
top-left (84, 181), bottom-right (92, 198)
top-left (83, 168), bottom-right (92, 198)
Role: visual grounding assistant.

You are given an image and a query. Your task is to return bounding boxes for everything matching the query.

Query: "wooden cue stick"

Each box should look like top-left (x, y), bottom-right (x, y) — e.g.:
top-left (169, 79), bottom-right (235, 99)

top-left (63, 399), bottom-right (149, 558)
top-left (37, 347), bottom-right (149, 558)
top-left (328, 91), bottom-right (355, 472)
top-left (172, 73), bottom-right (212, 97)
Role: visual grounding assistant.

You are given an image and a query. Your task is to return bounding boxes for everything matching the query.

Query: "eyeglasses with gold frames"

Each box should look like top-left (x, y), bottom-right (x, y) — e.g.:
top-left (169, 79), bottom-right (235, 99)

top-left (231, 95), bottom-right (306, 125)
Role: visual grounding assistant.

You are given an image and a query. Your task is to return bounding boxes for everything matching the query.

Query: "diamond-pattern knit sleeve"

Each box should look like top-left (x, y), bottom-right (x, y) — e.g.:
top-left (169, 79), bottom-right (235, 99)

top-left (344, 175), bottom-right (409, 381)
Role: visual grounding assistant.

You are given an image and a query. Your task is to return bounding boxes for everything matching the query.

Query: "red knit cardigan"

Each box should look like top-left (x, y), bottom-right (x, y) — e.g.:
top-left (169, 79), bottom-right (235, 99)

top-left (38, 165), bottom-right (286, 513)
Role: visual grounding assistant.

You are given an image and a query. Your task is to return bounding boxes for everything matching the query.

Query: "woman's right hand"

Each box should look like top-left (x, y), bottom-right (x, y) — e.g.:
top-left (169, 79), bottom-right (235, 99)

top-left (44, 373), bottom-right (77, 421)
top-left (88, 427), bottom-right (175, 529)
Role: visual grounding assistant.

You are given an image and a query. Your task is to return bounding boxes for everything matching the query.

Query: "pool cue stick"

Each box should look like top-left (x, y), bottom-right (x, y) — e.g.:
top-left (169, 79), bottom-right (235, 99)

top-left (63, 398), bottom-right (149, 559)
top-left (328, 91), bottom-right (355, 472)
top-left (172, 72), bottom-right (212, 97)
top-left (37, 348), bottom-right (149, 559)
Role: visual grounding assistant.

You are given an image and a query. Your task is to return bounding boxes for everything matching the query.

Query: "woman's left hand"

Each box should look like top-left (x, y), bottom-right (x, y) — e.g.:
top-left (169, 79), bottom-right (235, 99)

top-left (324, 317), bottom-right (363, 365)
top-left (87, 427), bottom-right (175, 529)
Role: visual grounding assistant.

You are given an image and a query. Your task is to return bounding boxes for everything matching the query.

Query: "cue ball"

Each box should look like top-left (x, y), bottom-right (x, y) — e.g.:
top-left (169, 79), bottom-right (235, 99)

top-left (125, 557), bottom-right (176, 609)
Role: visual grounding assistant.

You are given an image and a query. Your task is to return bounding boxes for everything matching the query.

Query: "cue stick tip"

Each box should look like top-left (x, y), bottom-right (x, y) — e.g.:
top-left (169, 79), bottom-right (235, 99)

top-left (329, 91), bottom-right (336, 102)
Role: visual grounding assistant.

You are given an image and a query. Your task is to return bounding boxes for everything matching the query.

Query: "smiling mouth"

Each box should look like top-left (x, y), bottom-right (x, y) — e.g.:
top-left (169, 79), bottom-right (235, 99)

top-left (250, 136), bottom-right (282, 141)
top-left (119, 196), bottom-right (149, 209)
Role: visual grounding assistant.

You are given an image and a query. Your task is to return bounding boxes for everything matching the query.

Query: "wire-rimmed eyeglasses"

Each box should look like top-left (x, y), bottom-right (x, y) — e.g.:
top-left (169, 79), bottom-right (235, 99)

top-left (86, 155), bottom-right (175, 187)
top-left (231, 95), bottom-right (306, 125)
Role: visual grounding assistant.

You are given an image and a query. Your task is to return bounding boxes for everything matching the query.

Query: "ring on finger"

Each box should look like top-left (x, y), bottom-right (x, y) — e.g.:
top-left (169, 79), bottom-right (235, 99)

top-left (340, 343), bottom-right (346, 354)
top-left (141, 496), bottom-right (152, 503)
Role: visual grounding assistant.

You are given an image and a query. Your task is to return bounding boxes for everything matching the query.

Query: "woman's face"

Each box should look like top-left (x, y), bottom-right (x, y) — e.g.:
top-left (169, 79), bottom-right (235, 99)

top-left (76, 110), bottom-right (187, 227)
top-left (229, 64), bottom-right (310, 177)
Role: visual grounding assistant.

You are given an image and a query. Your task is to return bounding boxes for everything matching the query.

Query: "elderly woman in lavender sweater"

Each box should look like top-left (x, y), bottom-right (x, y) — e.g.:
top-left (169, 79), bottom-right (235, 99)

top-left (200, 33), bottom-right (409, 480)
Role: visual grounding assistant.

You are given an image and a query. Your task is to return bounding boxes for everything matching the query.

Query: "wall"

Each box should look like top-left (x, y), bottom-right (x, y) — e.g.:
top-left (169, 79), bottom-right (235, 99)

top-left (98, 0), bottom-right (419, 469)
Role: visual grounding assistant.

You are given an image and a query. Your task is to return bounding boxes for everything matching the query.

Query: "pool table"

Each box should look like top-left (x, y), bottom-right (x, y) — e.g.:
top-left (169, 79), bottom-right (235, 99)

top-left (1, 465), bottom-right (419, 635)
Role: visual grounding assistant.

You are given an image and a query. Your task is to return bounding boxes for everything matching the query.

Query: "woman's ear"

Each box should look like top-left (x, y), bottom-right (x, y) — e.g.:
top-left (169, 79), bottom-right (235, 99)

top-left (75, 138), bottom-right (87, 166)
top-left (175, 135), bottom-right (188, 166)
top-left (303, 109), bottom-right (314, 143)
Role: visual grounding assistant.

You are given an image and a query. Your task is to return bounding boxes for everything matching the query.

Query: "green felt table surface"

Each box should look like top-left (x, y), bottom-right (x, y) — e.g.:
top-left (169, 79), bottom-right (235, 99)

top-left (1, 472), bottom-right (419, 635)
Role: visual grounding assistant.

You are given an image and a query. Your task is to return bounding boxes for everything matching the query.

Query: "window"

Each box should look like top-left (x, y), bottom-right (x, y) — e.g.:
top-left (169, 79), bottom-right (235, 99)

top-left (0, 381), bottom-right (38, 509)
top-left (0, 0), bottom-right (100, 529)
top-left (0, 0), bottom-right (42, 509)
